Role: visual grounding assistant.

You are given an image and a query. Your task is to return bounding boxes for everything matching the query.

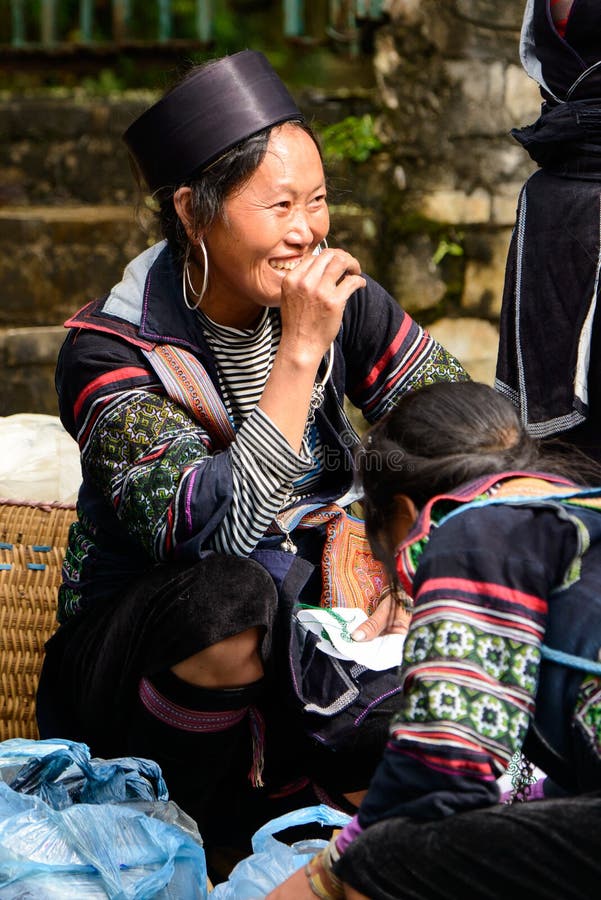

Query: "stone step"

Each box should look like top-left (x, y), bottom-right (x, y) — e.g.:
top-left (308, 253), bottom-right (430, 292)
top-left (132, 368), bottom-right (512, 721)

top-left (0, 95), bottom-right (148, 206)
top-left (0, 325), bottom-right (65, 416)
top-left (0, 205), bottom-right (149, 328)
top-left (0, 92), bottom-right (377, 207)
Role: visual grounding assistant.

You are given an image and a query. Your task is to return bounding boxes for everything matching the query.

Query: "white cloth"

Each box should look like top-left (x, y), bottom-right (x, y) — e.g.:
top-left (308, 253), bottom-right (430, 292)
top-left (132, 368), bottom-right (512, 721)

top-left (0, 414), bottom-right (81, 503)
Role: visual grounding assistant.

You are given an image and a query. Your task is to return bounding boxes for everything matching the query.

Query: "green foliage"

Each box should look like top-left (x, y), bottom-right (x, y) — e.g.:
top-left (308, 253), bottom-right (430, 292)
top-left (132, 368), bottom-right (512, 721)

top-left (80, 68), bottom-right (126, 95)
top-left (319, 114), bottom-right (382, 164)
top-left (432, 238), bottom-right (464, 266)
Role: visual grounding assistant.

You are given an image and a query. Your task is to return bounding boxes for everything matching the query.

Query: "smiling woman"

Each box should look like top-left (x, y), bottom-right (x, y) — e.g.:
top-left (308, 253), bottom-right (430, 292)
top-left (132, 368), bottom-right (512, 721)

top-left (35, 49), bottom-right (468, 878)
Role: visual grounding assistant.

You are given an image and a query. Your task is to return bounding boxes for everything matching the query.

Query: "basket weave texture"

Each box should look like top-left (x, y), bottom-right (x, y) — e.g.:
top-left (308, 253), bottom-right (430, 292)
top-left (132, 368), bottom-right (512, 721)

top-left (0, 499), bottom-right (77, 741)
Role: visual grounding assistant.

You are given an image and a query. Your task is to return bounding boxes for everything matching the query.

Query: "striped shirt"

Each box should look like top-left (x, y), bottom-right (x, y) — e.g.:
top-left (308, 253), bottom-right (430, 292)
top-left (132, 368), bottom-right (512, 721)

top-left (198, 306), bottom-right (327, 555)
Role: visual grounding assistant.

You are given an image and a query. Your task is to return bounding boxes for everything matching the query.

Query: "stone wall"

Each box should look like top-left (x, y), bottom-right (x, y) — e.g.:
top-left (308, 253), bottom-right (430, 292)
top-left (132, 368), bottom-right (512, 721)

top-left (0, 96), bottom-right (151, 415)
top-left (367, 0), bottom-right (540, 382)
top-left (0, 1), bottom-right (540, 413)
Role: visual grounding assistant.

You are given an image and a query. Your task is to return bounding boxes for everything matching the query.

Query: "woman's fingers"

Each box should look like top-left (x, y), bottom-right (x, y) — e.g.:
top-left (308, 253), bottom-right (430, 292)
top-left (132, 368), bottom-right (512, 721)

top-left (284, 248), bottom-right (364, 301)
top-left (279, 248), bottom-right (365, 353)
top-left (351, 593), bottom-right (411, 642)
top-left (351, 594), bottom-right (392, 642)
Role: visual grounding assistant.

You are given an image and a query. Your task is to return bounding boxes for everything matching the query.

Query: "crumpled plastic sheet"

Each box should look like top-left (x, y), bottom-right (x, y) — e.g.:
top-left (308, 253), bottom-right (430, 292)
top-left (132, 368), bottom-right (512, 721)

top-left (0, 738), bottom-right (208, 899)
top-left (210, 804), bottom-right (351, 899)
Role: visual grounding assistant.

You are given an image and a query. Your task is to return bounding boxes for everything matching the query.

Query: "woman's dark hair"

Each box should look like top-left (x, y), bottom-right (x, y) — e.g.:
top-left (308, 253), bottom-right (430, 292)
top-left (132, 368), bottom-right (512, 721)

top-left (132, 63), bottom-right (323, 262)
top-left (356, 381), bottom-right (601, 579)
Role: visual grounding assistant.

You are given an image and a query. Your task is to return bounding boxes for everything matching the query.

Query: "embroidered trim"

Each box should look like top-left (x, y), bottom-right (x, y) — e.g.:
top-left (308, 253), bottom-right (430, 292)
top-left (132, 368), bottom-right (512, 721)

top-left (138, 677), bottom-right (247, 732)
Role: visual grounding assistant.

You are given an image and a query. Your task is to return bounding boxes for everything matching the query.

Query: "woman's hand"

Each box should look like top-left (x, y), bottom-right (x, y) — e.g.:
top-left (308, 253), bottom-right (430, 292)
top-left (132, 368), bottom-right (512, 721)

top-left (260, 247), bottom-right (365, 453)
top-left (351, 589), bottom-right (412, 642)
top-left (278, 248), bottom-right (366, 366)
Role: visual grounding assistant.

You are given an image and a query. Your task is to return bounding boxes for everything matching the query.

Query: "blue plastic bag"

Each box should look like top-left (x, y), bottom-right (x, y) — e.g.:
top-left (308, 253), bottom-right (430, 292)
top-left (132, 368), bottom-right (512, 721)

top-left (0, 738), bottom-right (168, 809)
top-left (210, 805), bottom-right (351, 899)
top-left (0, 739), bottom-right (208, 899)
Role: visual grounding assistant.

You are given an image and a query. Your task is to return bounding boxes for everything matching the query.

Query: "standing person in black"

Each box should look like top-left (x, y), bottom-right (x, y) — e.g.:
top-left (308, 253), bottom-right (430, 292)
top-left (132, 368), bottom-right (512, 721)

top-left (496, 0), bottom-right (601, 463)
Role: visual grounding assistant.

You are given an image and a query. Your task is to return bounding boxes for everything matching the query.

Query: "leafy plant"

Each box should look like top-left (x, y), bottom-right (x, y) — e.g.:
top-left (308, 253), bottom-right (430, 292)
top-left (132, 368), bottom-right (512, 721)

top-left (319, 114), bottom-right (383, 164)
top-left (80, 68), bottom-right (126, 95)
top-left (432, 238), bottom-right (464, 266)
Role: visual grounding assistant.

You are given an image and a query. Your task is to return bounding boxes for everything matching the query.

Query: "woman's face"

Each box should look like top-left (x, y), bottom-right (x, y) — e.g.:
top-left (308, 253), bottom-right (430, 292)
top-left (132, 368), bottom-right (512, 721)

top-left (202, 123), bottom-right (330, 326)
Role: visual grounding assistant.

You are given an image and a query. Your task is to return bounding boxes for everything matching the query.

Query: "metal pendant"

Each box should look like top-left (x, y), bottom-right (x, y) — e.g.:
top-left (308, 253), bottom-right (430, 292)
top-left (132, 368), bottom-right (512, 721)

top-left (280, 534), bottom-right (298, 554)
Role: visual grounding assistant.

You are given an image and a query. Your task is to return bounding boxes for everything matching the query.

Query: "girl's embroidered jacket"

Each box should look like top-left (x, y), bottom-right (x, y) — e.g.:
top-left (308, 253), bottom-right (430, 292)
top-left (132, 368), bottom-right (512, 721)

top-left (55, 242), bottom-right (466, 621)
top-left (356, 473), bottom-right (601, 833)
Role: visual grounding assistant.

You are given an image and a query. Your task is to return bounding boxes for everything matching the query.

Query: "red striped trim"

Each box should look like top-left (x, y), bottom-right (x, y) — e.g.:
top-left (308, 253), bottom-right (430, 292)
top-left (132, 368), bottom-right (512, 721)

top-left (64, 304), bottom-right (156, 351)
top-left (405, 663), bottom-right (498, 685)
top-left (418, 752), bottom-right (494, 777)
top-left (417, 577), bottom-right (548, 615)
top-left (73, 366), bottom-right (149, 419)
top-left (392, 746), bottom-right (498, 780)
top-left (137, 445), bottom-right (168, 465)
top-left (391, 727), bottom-right (483, 751)
top-left (551, 0), bottom-right (574, 37)
top-left (358, 316), bottom-right (412, 391)
top-left (363, 334), bottom-right (429, 415)
top-left (412, 606), bottom-right (544, 640)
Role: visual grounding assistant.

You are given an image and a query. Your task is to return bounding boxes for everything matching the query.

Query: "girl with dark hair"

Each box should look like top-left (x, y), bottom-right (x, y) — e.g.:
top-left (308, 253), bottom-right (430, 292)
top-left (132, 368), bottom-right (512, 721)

top-left (270, 380), bottom-right (601, 899)
top-left (35, 50), bottom-right (467, 875)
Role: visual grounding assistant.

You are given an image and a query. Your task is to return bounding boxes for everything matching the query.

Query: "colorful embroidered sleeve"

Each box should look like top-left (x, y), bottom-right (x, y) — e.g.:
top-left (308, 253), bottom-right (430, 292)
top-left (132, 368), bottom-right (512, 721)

top-left (342, 275), bottom-right (469, 423)
top-left (58, 330), bottom-right (313, 563)
top-left (357, 504), bottom-right (577, 826)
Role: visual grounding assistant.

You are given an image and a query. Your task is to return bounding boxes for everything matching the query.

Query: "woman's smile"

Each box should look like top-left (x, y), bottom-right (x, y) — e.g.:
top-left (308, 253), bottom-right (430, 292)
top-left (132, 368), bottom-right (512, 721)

top-left (200, 122), bottom-right (330, 326)
top-left (268, 257), bottom-right (303, 272)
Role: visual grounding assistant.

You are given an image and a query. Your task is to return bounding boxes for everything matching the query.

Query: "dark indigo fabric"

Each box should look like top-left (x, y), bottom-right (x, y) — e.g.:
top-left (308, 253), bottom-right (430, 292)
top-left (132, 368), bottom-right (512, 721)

top-left (335, 791), bottom-right (601, 900)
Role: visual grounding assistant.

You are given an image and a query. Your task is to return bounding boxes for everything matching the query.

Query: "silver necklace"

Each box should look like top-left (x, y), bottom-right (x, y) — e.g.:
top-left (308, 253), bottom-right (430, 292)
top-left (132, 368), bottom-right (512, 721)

top-left (278, 342), bottom-right (334, 554)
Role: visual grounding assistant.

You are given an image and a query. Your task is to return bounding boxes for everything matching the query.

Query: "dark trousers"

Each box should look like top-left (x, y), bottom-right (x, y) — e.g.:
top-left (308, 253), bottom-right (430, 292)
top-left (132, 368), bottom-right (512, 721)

top-left (335, 792), bottom-right (601, 899)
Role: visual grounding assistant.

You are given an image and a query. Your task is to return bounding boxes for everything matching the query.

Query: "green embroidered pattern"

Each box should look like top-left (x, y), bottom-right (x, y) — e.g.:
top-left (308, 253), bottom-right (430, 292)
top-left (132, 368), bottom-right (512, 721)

top-left (575, 676), bottom-right (601, 755)
top-left (85, 393), bottom-right (197, 496)
top-left (399, 678), bottom-right (529, 747)
top-left (84, 392), bottom-right (210, 554)
top-left (404, 621), bottom-right (540, 693)
top-left (406, 345), bottom-right (470, 393)
top-left (396, 616), bottom-right (537, 758)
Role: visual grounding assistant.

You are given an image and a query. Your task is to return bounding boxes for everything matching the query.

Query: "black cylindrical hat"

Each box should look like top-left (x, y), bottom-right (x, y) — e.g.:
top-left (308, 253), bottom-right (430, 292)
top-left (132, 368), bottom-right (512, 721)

top-left (123, 50), bottom-right (303, 192)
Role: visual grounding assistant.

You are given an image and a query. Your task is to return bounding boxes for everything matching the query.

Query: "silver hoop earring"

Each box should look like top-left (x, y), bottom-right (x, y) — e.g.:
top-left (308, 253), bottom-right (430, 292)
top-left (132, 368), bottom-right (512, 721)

top-left (182, 239), bottom-right (209, 310)
top-left (313, 237), bottom-right (329, 257)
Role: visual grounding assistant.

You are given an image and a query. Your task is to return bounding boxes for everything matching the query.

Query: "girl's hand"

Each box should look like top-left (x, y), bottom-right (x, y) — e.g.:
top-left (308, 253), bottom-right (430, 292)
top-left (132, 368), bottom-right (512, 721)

top-left (351, 589), bottom-right (412, 642)
top-left (265, 847), bottom-right (345, 899)
top-left (278, 248), bottom-right (365, 365)
top-left (265, 867), bottom-right (317, 899)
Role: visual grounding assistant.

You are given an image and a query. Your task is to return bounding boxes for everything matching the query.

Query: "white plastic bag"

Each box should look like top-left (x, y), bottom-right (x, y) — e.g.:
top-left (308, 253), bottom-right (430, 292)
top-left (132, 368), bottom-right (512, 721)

top-left (0, 413), bottom-right (81, 503)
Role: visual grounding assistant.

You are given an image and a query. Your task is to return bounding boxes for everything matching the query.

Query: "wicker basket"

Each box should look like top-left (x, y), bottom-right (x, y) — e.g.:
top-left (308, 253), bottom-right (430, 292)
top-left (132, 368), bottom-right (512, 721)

top-left (0, 499), bottom-right (77, 741)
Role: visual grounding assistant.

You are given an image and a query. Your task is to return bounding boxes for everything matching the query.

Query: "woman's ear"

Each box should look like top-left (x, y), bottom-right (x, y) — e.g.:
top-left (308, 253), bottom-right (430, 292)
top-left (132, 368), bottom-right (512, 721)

top-left (173, 187), bottom-right (197, 242)
top-left (390, 494), bottom-right (418, 547)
